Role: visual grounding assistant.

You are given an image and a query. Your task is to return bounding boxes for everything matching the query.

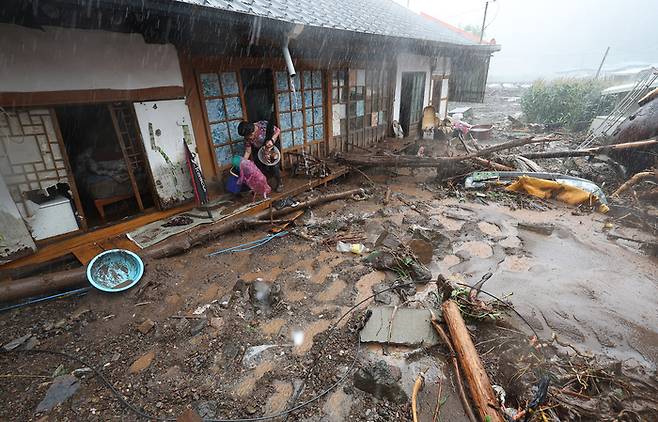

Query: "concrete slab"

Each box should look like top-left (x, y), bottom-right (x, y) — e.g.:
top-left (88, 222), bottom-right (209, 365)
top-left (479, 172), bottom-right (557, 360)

top-left (360, 306), bottom-right (440, 346)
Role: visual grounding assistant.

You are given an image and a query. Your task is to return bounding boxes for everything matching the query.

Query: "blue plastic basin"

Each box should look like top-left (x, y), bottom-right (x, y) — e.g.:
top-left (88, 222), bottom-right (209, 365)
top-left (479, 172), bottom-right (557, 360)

top-left (86, 249), bottom-right (144, 292)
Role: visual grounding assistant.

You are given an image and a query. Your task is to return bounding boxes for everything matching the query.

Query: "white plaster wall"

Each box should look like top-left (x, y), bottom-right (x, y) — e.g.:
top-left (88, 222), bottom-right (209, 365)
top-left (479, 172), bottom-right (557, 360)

top-left (0, 24), bottom-right (183, 92)
top-left (392, 53), bottom-right (432, 121)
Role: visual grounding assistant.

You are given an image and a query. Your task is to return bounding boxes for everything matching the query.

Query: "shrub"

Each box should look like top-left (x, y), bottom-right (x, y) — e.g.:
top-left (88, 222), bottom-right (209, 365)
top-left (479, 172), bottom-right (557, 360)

top-left (521, 79), bottom-right (611, 130)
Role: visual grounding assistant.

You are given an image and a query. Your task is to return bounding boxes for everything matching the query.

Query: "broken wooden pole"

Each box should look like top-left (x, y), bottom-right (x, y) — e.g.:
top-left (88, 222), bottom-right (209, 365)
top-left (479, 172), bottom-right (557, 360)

top-left (429, 311), bottom-right (477, 422)
top-left (442, 300), bottom-right (505, 422)
top-left (0, 188), bottom-right (364, 303)
top-left (611, 169), bottom-right (657, 197)
top-left (518, 138), bottom-right (658, 160)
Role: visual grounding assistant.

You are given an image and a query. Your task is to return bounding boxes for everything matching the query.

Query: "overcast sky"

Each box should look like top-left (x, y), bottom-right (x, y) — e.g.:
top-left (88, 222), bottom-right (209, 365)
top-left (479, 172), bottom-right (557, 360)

top-left (393, 0), bottom-right (658, 82)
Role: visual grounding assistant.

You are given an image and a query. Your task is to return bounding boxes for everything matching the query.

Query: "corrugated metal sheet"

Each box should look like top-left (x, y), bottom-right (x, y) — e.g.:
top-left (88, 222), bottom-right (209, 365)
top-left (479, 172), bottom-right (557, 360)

top-left (175, 0), bottom-right (479, 46)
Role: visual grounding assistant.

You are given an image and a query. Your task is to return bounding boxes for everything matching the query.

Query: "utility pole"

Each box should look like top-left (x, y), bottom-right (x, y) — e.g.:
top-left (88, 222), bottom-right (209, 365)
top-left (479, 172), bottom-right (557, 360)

top-left (479, 1), bottom-right (489, 43)
top-left (595, 46), bottom-right (611, 79)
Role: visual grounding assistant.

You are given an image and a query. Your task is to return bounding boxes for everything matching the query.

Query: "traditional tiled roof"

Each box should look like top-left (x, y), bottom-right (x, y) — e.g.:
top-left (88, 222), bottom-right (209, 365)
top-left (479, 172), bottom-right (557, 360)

top-left (177, 0), bottom-right (480, 46)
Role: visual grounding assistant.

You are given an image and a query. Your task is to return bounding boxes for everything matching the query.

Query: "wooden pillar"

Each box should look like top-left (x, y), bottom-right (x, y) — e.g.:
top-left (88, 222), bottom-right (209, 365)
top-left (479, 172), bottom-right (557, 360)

top-left (177, 50), bottom-right (217, 184)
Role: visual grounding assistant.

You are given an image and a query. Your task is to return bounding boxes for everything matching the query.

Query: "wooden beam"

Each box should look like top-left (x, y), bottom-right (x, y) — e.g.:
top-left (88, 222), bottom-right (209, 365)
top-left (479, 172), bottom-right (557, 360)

top-left (442, 300), bottom-right (505, 422)
top-left (0, 86), bottom-right (185, 108)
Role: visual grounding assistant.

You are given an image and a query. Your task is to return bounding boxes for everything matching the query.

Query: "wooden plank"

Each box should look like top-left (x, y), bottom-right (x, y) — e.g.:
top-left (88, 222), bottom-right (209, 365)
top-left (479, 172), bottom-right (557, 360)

top-left (442, 300), bottom-right (505, 422)
top-left (71, 236), bottom-right (141, 265)
top-left (71, 244), bottom-right (104, 265)
top-left (0, 86), bottom-right (185, 108)
top-left (0, 203), bottom-right (193, 271)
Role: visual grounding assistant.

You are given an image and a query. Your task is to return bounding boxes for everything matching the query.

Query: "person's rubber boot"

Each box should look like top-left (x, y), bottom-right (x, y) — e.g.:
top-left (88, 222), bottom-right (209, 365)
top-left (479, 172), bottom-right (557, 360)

top-left (275, 180), bottom-right (284, 193)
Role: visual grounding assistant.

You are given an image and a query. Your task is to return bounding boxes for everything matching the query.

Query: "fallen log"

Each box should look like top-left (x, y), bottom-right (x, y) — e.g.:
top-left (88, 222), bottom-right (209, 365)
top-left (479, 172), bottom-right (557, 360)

top-left (518, 138), bottom-right (658, 160)
top-left (0, 188), bottom-right (364, 303)
top-left (336, 135), bottom-right (557, 168)
top-left (442, 300), bottom-right (505, 422)
top-left (611, 169), bottom-right (657, 197)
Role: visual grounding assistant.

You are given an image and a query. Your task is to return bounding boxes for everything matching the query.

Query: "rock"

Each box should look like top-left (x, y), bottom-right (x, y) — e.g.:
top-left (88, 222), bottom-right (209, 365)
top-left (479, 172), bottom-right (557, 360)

top-left (219, 294), bottom-right (231, 308)
top-left (210, 317), bottom-right (224, 330)
top-left (36, 375), bottom-right (80, 413)
top-left (375, 231), bottom-right (401, 250)
top-left (2, 333), bottom-right (33, 351)
top-left (407, 239), bottom-right (433, 264)
top-left (129, 351), bottom-right (155, 374)
top-left (137, 319), bottom-right (155, 335)
top-left (409, 261), bottom-right (432, 284)
top-left (366, 251), bottom-right (397, 270)
top-left (242, 344), bottom-right (279, 369)
top-left (353, 360), bottom-right (408, 404)
top-left (249, 279), bottom-right (281, 309)
top-left (194, 400), bottom-right (217, 419)
top-left (371, 283), bottom-right (395, 305)
top-left (517, 222), bottom-right (555, 236)
top-left (52, 364), bottom-right (67, 378)
top-left (191, 319), bottom-right (207, 336)
top-left (411, 226), bottom-right (451, 251)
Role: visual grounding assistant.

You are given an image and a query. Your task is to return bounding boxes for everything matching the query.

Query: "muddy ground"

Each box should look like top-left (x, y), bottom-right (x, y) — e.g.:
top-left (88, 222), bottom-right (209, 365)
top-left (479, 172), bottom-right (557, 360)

top-left (2, 168), bottom-right (657, 421)
top-left (2, 95), bottom-right (658, 421)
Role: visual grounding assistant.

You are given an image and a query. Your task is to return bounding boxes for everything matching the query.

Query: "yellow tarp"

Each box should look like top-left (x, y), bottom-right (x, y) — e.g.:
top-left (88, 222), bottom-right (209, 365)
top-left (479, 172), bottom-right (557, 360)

top-left (505, 176), bottom-right (609, 213)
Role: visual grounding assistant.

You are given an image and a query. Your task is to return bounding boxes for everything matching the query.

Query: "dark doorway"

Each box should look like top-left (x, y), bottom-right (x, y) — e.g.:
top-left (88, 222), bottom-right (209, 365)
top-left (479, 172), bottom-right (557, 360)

top-left (399, 72), bottom-right (426, 138)
top-left (241, 68), bottom-right (276, 123)
top-left (56, 104), bottom-right (154, 228)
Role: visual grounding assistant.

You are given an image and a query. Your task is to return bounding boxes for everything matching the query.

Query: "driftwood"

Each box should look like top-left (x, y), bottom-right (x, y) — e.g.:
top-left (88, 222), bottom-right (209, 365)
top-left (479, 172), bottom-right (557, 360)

top-left (336, 135), bottom-right (557, 168)
top-left (611, 169), bottom-right (657, 197)
top-left (429, 310), bottom-right (477, 422)
top-left (442, 300), bottom-right (505, 422)
top-left (0, 188), bottom-right (364, 303)
top-left (519, 138), bottom-right (658, 160)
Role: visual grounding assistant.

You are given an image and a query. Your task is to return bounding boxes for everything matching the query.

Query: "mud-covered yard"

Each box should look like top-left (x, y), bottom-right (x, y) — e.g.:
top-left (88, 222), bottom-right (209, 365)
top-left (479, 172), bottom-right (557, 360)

top-left (2, 163), bottom-right (657, 421)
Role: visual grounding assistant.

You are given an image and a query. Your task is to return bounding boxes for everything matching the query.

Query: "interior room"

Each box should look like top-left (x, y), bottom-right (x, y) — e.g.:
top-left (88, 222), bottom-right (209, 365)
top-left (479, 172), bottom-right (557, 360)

top-left (55, 103), bottom-right (154, 228)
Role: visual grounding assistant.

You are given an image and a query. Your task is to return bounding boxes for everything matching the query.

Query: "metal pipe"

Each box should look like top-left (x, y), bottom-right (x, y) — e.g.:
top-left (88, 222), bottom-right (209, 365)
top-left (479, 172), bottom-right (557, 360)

top-left (282, 37), bottom-right (296, 78)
